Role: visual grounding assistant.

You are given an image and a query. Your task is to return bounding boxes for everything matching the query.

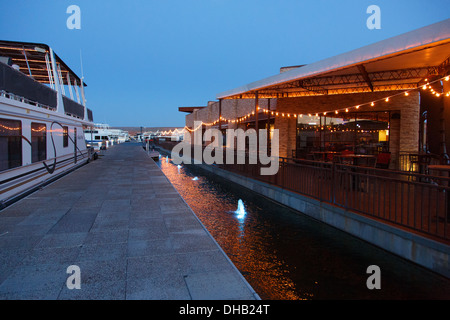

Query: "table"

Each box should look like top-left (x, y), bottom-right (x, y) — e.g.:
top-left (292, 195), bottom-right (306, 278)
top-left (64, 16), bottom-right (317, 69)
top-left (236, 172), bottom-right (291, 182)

top-left (337, 154), bottom-right (377, 167)
top-left (428, 164), bottom-right (450, 173)
top-left (335, 154), bottom-right (377, 193)
top-left (310, 151), bottom-right (341, 162)
top-left (408, 153), bottom-right (437, 174)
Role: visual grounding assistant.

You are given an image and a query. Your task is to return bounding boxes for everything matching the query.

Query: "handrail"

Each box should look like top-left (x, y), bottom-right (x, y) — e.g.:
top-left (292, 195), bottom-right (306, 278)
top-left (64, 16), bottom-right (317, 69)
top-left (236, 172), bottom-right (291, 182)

top-left (155, 140), bottom-right (449, 242)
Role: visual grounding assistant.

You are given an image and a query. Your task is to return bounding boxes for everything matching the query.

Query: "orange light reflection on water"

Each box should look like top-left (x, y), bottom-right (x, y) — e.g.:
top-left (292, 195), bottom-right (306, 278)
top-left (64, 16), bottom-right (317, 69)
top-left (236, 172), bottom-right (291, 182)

top-left (158, 156), bottom-right (311, 300)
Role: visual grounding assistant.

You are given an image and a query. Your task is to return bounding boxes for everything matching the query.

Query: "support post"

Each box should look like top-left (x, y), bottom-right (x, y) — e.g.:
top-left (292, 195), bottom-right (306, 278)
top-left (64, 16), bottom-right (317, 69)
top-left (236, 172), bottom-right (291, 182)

top-left (219, 98), bottom-right (222, 146)
top-left (49, 47), bottom-right (64, 113)
top-left (255, 92), bottom-right (259, 153)
top-left (267, 98), bottom-right (271, 156)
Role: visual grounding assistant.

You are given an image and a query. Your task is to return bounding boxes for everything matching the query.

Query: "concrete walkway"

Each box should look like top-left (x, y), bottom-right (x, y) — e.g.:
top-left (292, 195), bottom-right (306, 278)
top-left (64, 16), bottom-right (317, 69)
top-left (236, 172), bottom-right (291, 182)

top-left (0, 143), bottom-right (258, 300)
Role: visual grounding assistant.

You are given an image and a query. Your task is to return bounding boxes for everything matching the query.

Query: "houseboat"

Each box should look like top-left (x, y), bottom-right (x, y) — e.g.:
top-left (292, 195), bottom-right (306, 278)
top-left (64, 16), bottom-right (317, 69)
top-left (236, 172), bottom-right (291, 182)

top-left (84, 123), bottom-right (113, 150)
top-left (0, 40), bottom-right (96, 208)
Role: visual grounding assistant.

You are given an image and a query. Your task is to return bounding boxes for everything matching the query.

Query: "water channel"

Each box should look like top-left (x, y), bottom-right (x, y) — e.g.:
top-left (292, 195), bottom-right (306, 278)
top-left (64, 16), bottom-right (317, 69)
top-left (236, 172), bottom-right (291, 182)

top-left (156, 154), bottom-right (450, 300)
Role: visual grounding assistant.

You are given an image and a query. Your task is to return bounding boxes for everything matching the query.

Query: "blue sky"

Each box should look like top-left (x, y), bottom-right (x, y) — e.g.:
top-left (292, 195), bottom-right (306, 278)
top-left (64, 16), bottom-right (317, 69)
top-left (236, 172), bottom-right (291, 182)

top-left (1, 0), bottom-right (449, 127)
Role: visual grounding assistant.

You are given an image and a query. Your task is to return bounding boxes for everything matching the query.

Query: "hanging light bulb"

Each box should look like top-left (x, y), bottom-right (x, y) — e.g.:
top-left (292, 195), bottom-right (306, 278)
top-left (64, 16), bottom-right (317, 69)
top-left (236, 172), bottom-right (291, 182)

top-left (371, 102), bottom-right (375, 107)
top-left (405, 92), bottom-right (409, 96)
top-left (385, 97), bottom-right (389, 102)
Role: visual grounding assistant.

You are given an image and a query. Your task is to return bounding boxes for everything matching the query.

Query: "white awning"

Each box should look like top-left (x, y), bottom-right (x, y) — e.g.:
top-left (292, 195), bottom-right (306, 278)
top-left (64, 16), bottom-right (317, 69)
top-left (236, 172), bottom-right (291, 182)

top-left (217, 18), bottom-right (450, 99)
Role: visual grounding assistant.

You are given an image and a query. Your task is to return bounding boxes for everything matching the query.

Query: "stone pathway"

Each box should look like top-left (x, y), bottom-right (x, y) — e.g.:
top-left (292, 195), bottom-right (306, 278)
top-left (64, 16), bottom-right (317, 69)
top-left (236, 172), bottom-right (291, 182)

top-left (0, 143), bottom-right (258, 300)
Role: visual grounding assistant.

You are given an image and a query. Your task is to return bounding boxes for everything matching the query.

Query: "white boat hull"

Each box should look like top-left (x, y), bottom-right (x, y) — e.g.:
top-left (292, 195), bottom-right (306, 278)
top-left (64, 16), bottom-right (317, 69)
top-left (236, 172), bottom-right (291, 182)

top-left (0, 95), bottom-right (94, 207)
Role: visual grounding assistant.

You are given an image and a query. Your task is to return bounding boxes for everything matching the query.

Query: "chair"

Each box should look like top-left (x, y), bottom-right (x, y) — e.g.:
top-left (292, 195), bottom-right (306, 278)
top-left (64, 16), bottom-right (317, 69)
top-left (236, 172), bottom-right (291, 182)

top-left (418, 154), bottom-right (433, 175)
top-left (376, 152), bottom-right (391, 169)
top-left (355, 156), bottom-right (377, 168)
top-left (313, 153), bottom-right (324, 161)
top-left (409, 154), bottom-right (419, 172)
top-left (337, 150), bottom-right (353, 164)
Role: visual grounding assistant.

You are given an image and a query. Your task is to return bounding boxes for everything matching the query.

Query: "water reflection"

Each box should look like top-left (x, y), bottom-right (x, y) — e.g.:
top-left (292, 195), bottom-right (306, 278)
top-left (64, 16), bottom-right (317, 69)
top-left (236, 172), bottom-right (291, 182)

top-left (157, 154), bottom-right (450, 300)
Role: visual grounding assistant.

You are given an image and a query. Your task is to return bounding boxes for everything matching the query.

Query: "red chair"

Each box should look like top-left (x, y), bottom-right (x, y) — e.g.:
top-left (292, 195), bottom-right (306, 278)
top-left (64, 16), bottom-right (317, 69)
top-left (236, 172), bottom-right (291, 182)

top-left (376, 152), bottom-right (391, 169)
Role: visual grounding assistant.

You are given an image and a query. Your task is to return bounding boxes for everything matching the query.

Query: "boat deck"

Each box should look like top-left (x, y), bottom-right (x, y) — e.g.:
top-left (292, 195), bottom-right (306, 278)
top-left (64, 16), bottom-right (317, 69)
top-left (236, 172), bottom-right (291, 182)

top-left (0, 143), bottom-right (258, 300)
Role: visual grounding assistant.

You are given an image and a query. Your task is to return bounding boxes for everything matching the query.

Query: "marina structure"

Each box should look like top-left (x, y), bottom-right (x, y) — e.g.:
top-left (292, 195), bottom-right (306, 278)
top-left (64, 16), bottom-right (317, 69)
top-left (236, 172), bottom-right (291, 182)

top-left (0, 19), bottom-right (449, 301)
top-left (84, 123), bottom-right (129, 151)
top-left (0, 40), bottom-right (96, 208)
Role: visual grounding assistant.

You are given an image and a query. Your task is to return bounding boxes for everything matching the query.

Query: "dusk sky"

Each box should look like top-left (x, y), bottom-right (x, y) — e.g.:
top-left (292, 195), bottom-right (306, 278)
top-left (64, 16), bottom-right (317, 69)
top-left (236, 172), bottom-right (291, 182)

top-left (1, 0), bottom-right (449, 128)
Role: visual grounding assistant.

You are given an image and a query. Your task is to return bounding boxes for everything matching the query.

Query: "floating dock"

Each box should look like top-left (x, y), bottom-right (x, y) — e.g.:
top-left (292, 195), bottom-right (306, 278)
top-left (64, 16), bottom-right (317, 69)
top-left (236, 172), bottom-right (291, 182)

top-left (0, 143), bottom-right (258, 300)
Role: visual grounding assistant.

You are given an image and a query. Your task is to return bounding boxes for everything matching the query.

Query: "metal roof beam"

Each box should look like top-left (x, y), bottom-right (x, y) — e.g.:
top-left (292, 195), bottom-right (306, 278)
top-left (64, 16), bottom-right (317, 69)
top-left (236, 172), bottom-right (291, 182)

top-left (357, 64), bottom-right (374, 92)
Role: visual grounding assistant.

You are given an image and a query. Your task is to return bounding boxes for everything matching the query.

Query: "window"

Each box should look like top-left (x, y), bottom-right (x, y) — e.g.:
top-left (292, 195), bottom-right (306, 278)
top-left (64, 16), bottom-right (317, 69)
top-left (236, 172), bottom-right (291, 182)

top-left (31, 122), bottom-right (46, 163)
top-left (63, 126), bottom-right (69, 148)
top-left (296, 111), bottom-right (391, 157)
top-left (0, 118), bottom-right (22, 171)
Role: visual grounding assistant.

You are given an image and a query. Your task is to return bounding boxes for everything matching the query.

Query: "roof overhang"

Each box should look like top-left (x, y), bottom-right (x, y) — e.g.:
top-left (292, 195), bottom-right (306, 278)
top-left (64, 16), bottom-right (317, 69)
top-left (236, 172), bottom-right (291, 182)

top-left (0, 40), bottom-right (86, 87)
top-left (217, 19), bottom-right (450, 100)
top-left (178, 106), bottom-right (206, 113)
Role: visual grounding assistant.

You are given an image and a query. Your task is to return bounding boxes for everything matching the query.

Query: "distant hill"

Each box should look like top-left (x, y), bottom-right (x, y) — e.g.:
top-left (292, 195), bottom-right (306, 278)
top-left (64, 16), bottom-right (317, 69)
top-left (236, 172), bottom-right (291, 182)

top-left (111, 126), bottom-right (183, 136)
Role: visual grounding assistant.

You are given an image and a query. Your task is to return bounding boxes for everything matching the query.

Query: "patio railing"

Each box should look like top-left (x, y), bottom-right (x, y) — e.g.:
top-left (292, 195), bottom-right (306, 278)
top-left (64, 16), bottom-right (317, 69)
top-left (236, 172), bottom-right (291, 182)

top-left (156, 140), bottom-right (450, 243)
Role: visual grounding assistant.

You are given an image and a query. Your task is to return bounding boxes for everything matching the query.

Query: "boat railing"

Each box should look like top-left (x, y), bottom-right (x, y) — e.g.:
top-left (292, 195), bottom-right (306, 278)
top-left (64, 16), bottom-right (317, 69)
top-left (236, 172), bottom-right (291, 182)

top-left (0, 89), bottom-right (55, 111)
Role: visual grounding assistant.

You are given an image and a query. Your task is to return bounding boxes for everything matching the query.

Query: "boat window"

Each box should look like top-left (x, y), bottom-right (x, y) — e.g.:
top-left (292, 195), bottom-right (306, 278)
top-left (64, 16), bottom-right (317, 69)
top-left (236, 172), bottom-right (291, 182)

top-left (63, 126), bottom-right (69, 148)
top-left (95, 136), bottom-right (100, 140)
top-left (31, 122), bottom-right (47, 163)
top-left (0, 118), bottom-right (22, 172)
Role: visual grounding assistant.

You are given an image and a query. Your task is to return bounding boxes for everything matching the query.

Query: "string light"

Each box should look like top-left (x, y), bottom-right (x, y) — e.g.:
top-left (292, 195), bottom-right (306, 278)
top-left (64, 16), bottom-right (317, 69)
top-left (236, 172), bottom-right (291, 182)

top-left (177, 75), bottom-right (449, 132)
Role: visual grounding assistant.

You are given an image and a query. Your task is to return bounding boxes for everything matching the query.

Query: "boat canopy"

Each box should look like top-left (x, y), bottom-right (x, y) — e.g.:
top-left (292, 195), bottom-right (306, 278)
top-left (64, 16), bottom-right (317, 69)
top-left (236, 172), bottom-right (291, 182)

top-left (217, 19), bottom-right (450, 99)
top-left (0, 40), bottom-right (86, 87)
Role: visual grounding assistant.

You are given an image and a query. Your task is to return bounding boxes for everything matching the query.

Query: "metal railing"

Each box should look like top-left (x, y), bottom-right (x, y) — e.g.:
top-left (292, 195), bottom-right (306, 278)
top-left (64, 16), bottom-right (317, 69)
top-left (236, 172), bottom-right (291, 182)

top-left (156, 140), bottom-right (450, 242)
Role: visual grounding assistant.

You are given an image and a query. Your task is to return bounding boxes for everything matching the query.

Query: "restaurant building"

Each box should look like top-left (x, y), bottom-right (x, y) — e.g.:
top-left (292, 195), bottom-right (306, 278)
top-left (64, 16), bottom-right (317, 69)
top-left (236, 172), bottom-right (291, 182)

top-left (171, 19), bottom-right (450, 277)
top-left (182, 19), bottom-right (450, 170)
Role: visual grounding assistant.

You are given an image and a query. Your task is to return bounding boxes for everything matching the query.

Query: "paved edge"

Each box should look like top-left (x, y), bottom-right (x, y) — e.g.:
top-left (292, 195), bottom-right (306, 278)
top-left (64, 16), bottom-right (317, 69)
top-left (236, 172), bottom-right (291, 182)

top-left (144, 149), bottom-right (261, 300)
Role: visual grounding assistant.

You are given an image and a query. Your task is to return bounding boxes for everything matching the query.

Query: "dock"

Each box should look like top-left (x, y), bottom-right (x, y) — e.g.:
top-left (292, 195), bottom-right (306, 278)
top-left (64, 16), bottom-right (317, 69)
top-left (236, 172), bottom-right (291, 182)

top-left (0, 143), bottom-right (258, 300)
